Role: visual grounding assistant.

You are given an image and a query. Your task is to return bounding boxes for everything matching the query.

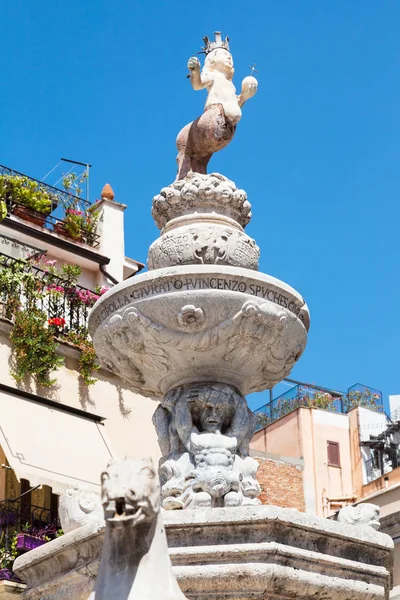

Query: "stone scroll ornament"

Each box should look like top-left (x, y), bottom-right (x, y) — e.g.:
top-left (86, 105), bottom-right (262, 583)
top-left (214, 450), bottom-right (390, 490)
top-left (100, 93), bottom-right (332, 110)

top-left (176, 32), bottom-right (258, 179)
top-left (153, 383), bottom-right (261, 509)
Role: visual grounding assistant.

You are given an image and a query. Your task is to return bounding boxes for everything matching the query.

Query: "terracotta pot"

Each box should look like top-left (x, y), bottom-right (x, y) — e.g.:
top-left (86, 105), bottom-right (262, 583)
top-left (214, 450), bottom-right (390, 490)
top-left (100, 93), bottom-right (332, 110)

top-left (53, 222), bottom-right (83, 242)
top-left (53, 222), bottom-right (67, 236)
top-left (12, 206), bottom-right (46, 227)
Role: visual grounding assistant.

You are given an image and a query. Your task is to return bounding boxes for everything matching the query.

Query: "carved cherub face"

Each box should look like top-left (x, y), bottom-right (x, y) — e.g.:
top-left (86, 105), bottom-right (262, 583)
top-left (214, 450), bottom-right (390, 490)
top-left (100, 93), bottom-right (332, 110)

top-left (101, 458), bottom-right (160, 529)
top-left (206, 48), bottom-right (234, 77)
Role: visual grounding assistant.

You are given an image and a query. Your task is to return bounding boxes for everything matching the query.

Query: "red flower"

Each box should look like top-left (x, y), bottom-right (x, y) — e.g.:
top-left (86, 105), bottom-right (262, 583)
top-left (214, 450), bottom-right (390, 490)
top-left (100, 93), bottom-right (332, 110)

top-left (48, 317), bottom-right (66, 328)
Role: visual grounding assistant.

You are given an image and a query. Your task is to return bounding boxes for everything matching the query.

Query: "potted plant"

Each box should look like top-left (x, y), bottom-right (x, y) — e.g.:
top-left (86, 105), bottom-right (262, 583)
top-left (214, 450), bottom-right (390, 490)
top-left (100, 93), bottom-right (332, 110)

top-left (54, 207), bottom-right (99, 245)
top-left (15, 523), bottom-right (53, 553)
top-left (54, 172), bottom-right (99, 245)
top-left (0, 174), bottom-right (53, 226)
top-left (53, 208), bottom-right (85, 240)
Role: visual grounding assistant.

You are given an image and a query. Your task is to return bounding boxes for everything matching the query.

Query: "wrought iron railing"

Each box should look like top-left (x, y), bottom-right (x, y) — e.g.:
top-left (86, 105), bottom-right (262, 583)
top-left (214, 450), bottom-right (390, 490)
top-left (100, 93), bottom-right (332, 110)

top-left (0, 496), bottom-right (60, 582)
top-left (0, 165), bottom-right (100, 248)
top-left (0, 252), bottom-right (100, 333)
top-left (0, 233), bottom-right (45, 260)
top-left (0, 164), bottom-right (90, 210)
top-left (254, 382), bottom-right (383, 431)
top-left (346, 383), bottom-right (383, 412)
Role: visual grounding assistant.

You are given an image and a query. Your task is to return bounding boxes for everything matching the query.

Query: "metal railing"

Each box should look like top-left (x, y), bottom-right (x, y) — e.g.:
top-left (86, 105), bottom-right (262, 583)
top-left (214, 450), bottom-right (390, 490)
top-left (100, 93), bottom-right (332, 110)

top-left (0, 495), bottom-right (60, 582)
top-left (0, 165), bottom-right (100, 248)
top-left (254, 383), bottom-right (384, 431)
top-left (0, 252), bottom-right (100, 333)
top-left (0, 164), bottom-right (90, 210)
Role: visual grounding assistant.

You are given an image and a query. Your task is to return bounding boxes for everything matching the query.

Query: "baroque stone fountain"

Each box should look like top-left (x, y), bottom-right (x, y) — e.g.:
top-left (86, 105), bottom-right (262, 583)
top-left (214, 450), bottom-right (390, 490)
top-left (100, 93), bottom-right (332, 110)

top-left (14, 32), bottom-right (393, 600)
top-left (89, 31), bottom-right (309, 511)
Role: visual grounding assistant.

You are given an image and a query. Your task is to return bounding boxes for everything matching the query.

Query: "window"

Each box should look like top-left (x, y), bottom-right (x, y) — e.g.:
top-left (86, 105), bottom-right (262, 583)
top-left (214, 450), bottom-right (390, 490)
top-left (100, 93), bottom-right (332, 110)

top-left (327, 441), bottom-right (340, 467)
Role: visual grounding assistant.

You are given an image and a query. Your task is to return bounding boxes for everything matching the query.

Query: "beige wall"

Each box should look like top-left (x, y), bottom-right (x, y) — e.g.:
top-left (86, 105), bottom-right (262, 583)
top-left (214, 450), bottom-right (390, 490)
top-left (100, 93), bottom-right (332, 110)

top-left (250, 407), bottom-right (355, 516)
top-left (309, 409), bottom-right (354, 516)
top-left (361, 472), bottom-right (400, 515)
top-left (0, 327), bottom-right (160, 472)
top-left (251, 410), bottom-right (302, 457)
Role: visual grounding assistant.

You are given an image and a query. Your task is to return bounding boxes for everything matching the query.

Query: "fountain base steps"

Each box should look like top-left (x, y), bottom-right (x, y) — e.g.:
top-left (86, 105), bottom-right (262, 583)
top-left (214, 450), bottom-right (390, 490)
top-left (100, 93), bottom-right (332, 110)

top-left (14, 505), bottom-right (393, 600)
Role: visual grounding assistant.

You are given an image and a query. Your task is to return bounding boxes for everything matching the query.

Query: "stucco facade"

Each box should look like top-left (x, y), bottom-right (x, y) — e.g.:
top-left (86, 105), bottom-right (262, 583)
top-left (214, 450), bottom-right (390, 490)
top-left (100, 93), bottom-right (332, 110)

top-left (0, 180), bottom-right (160, 503)
top-left (251, 406), bottom-right (354, 516)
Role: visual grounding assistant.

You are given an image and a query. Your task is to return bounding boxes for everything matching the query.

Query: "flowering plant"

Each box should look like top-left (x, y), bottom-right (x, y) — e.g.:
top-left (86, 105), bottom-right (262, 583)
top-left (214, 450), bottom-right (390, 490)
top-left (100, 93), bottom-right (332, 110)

top-left (63, 208), bottom-right (85, 239)
top-left (48, 317), bottom-right (66, 329)
top-left (62, 206), bottom-right (100, 243)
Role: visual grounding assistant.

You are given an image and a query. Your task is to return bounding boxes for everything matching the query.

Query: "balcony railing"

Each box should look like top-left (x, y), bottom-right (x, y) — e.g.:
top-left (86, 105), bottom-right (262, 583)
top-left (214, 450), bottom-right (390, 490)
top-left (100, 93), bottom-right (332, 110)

top-left (0, 252), bottom-right (101, 334)
top-left (0, 496), bottom-right (60, 583)
top-left (0, 164), bottom-right (100, 248)
top-left (254, 383), bottom-right (384, 431)
top-left (0, 164), bottom-right (90, 211)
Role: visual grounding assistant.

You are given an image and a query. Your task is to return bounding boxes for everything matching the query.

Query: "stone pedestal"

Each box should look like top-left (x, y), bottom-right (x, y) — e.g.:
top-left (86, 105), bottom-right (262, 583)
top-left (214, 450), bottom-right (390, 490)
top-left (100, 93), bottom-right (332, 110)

top-left (14, 505), bottom-right (393, 600)
top-left (0, 581), bottom-right (26, 598)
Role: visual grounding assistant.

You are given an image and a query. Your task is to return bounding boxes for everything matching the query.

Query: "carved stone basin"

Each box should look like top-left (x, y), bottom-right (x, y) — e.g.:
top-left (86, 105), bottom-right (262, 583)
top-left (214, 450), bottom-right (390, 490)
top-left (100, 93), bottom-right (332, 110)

top-left (88, 265), bottom-right (310, 400)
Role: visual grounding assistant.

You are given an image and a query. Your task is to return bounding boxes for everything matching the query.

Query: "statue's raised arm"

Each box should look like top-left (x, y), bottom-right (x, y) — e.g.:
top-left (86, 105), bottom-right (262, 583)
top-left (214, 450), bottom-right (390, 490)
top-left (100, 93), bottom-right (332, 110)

top-left (176, 32), bottom-right (258, 180)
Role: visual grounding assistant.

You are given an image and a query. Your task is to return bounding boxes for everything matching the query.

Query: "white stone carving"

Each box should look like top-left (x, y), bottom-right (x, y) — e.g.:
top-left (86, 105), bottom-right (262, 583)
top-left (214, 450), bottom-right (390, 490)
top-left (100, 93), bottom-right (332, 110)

top-left (13, 503), bottom-right (394, 600)
top-left (151, 173), bottom-right (252, 230)
top-left (89, 458), bottom-right (187, 600)
top-left (336, 503), bottom-right (381, 530)
top-left (58, 486), bottom-right (103, 533)
top-left (153, 383), bottom-right (260, 509)
top-left (176, 33), bottom-right (257, 179)
top-left (148, 220), bottom-right (259, 270)
top-left (91, 287), bottom-right (307, 399)
top-left (177, 305), bottom-right (205, 331)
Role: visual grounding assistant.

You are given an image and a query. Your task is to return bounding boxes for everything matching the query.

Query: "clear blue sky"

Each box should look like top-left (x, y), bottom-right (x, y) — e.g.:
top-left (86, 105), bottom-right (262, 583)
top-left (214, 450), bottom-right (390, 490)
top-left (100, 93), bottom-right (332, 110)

top-left (1, 1), bottom-right (399, 412)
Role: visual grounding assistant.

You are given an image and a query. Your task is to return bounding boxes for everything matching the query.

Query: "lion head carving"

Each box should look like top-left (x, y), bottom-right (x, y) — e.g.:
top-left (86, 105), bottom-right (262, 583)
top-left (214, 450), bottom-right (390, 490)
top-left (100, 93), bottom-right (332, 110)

top-left (101, 458), bottom-right (160, 528)
top-left (337, 503), bottom-right (380, 530)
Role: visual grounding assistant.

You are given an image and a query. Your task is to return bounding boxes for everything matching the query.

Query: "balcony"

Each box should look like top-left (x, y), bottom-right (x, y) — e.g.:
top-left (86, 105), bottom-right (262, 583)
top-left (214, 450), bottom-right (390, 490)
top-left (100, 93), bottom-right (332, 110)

top-left (0, 248), bottom-right (107, 386)
top-left (0, 494), bottom-right (60, 583)
top-left (0, 164), bottom-right (100, 248)
top-left (0, 252), bottom-right (102, 334)
top-left (254, 382), bottom-right (383, 431)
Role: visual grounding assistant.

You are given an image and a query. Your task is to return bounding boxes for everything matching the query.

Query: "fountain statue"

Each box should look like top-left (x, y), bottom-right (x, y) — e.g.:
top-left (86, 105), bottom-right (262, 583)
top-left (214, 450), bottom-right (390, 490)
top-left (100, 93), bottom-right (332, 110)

top-left (89, 31), bottom-right (310, 510)
top-left (176, 32), bottom-right (258, 179)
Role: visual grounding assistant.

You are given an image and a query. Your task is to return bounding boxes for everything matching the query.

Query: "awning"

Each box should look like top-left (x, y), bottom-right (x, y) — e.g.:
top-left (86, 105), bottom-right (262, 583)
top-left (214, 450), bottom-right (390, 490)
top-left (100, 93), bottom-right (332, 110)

top-left (0, 387), bottom-right (116, 494)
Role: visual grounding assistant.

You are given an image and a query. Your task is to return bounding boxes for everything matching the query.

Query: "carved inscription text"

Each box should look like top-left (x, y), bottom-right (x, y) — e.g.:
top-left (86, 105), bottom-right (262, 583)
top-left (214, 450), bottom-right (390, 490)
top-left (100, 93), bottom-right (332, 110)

top-left (91, 275), bottom-right (307, 331)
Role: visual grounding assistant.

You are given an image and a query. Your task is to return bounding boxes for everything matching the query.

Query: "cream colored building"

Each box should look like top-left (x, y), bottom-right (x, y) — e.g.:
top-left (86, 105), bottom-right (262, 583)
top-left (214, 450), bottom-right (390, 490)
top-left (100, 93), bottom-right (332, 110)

top-left (0, 165), bottom-right (160, 523)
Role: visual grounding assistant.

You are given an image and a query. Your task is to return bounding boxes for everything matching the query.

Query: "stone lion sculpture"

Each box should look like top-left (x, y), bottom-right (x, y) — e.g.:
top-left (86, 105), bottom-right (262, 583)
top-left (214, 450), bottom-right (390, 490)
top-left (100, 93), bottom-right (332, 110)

top-left (336, 503), bottom-right (380, 530)
top-left (58, 485), bottom-right (103, 533)
top-left (88, 457), bottom-right (187, 600)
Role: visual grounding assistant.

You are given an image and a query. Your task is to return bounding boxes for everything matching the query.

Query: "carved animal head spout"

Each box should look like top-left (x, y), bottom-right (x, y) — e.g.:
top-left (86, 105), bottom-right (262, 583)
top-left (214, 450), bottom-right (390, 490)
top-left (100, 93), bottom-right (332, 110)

top-left (100, 458), bottom-right (160, 529)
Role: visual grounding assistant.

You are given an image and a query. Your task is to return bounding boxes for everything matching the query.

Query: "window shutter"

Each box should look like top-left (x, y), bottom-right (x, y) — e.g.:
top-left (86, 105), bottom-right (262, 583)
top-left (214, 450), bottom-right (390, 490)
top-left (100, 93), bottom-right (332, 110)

top-left (327, 441), bottom-right (340, 467)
